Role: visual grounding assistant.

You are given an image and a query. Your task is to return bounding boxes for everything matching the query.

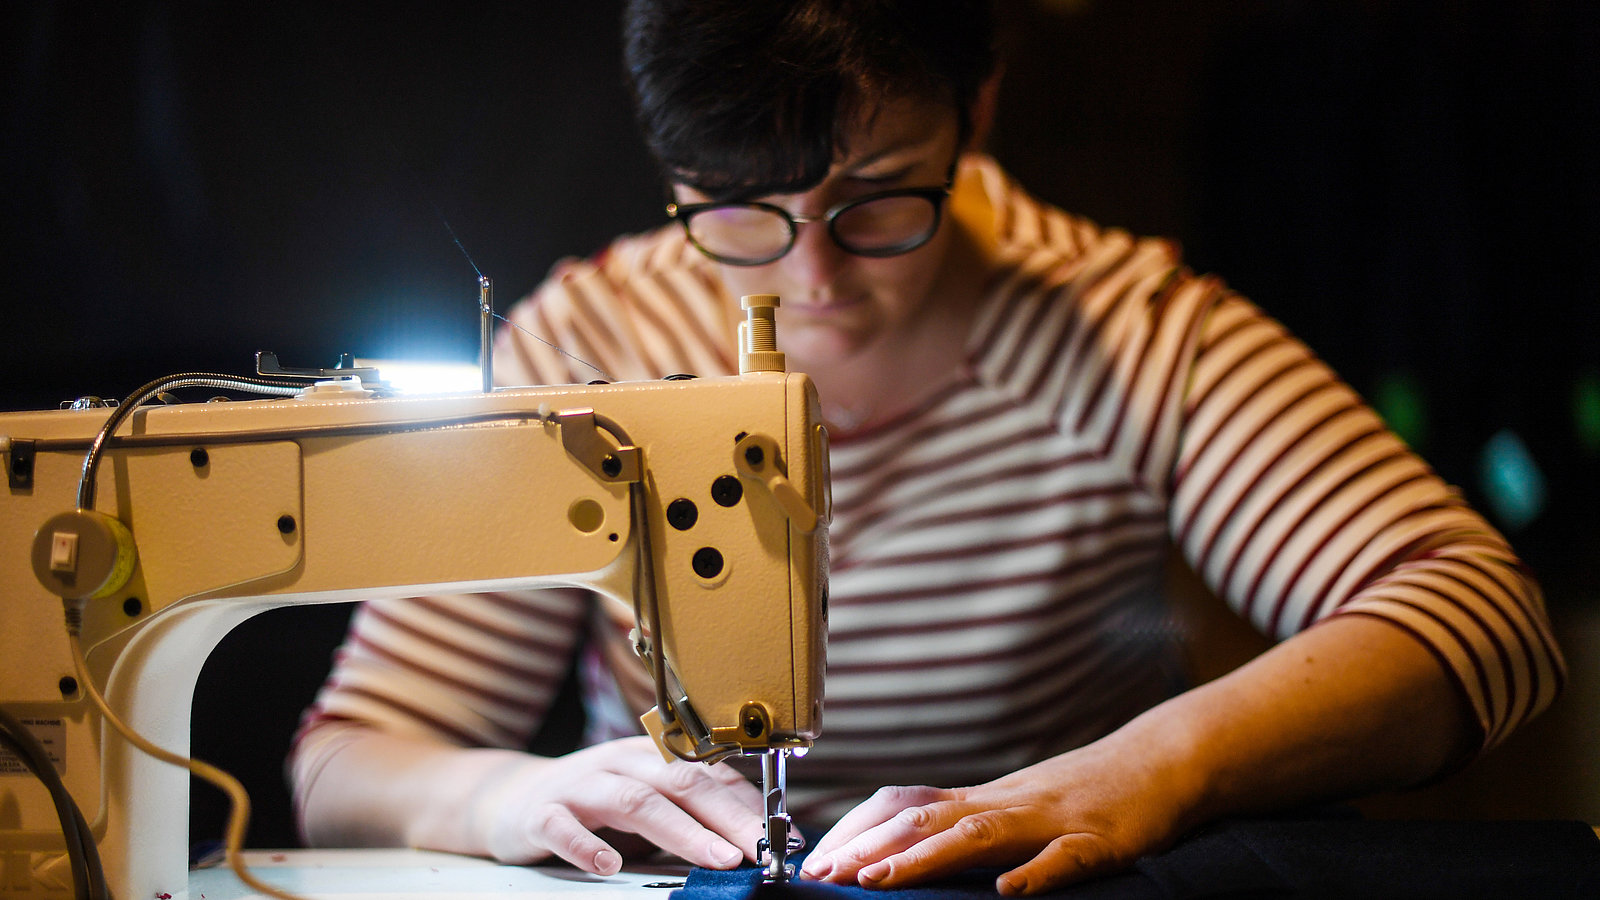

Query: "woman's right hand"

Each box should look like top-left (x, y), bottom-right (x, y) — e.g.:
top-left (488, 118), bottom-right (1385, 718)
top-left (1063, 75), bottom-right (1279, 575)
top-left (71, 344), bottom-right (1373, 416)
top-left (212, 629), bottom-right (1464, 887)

top-left (472, 736), bottom-right (768, 874)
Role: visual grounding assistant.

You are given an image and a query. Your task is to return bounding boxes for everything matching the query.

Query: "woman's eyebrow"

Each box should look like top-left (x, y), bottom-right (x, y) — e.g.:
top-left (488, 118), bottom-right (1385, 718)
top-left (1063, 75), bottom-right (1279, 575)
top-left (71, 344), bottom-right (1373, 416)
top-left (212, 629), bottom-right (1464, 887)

top-left (836, 131), bottom-right (947, 178)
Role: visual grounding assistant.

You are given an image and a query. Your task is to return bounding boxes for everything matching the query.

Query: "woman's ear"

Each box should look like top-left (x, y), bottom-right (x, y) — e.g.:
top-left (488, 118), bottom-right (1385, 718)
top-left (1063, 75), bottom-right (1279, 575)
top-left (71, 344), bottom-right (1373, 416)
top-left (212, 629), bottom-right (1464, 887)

top-left (965, 66), bottom-right (1004, 153)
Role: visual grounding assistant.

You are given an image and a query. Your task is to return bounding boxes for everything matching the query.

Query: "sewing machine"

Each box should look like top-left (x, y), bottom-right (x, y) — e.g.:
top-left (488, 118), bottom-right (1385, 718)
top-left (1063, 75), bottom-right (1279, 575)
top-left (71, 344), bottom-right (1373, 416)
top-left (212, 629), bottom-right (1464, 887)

top-left (0, 295), bottom-right (829, 900)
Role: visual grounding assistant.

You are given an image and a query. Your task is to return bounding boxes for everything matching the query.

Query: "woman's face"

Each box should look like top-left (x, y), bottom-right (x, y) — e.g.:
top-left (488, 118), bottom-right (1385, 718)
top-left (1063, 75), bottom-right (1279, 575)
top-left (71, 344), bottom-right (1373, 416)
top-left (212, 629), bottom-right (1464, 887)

top-left (672, 96), bottom-right (967, 369)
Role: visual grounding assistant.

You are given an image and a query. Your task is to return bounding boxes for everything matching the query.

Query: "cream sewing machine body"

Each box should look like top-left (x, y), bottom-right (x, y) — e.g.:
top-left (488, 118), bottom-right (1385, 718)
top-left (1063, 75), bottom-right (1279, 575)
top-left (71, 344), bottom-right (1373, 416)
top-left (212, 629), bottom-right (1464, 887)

top-left (0, 296), bottom-right (829, 900)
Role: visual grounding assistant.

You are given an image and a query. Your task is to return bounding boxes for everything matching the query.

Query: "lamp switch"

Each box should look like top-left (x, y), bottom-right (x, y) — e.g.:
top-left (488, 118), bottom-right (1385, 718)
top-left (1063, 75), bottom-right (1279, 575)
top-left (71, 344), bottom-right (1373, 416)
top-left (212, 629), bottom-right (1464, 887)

top-left (49, 531), bottom-right (78, 573)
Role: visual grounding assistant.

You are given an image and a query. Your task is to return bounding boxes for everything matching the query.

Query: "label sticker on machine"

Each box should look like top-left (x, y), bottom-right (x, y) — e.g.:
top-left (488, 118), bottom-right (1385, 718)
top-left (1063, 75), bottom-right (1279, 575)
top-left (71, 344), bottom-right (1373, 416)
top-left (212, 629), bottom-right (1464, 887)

top-left (0, 718), bottom-right (66, 775)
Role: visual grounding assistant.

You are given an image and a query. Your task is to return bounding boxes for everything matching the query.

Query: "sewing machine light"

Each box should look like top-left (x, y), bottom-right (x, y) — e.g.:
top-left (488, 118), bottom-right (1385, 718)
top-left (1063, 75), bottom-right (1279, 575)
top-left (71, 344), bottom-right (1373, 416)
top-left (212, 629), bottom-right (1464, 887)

top-left (352, 358), bottom-right (479, 393)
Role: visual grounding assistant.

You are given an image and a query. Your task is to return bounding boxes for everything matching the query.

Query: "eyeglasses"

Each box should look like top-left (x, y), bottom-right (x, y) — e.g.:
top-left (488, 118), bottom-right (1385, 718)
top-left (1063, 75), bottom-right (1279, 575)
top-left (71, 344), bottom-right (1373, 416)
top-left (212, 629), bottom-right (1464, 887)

top-left (666, 177), bottom-right (954, 267)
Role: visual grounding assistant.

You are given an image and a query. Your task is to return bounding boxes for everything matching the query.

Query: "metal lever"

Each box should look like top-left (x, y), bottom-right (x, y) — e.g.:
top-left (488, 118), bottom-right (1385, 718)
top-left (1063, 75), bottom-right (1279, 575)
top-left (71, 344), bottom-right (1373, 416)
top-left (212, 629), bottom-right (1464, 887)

top-left (255, 351), bottom-right (382, 385)
top-left (733, 434), bottom-right (818, 533)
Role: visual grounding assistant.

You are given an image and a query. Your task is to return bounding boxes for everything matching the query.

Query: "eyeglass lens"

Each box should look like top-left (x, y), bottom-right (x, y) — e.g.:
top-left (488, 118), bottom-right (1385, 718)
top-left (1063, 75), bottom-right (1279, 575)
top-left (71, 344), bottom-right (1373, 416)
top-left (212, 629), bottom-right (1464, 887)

top-left (686, 193), bottom-right (940, 264)
top-left (686, 207), bottom-right (794, 264)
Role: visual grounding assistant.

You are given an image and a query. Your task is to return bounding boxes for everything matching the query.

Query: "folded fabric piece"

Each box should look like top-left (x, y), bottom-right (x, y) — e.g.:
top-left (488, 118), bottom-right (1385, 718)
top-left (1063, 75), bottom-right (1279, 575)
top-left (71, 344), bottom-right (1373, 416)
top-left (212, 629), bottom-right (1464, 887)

top-left (671, 817), bottom-right (1600, 900)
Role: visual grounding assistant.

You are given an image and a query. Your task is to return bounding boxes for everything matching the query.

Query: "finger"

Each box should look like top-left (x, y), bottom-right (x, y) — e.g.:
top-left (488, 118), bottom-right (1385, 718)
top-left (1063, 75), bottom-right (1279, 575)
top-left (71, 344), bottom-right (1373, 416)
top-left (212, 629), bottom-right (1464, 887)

top-left (581, 739), bottom-right (762, 865)
top-left (583, 776), bottom-right (747, 870)
top-left (705, 757), bottom-right (763, 791)
top-left (996, 832), bottom-right (1120, 896)
top-left (854, 809), bottom-right (1024, 889)
top-left (515, 804), bottom-right (622, 875)
top-left (807, 785), bottom-right (946, 864)
top-left (808, 794), bottom-right (965, 884)
top-left (650, 760), bottom-right (767, 862)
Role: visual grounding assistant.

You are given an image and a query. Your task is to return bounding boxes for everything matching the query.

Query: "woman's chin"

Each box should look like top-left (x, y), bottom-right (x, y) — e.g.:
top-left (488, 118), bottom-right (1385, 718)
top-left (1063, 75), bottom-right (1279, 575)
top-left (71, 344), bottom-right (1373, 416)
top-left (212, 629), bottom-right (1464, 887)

top-left (782, 332), bottom-right (873, 373)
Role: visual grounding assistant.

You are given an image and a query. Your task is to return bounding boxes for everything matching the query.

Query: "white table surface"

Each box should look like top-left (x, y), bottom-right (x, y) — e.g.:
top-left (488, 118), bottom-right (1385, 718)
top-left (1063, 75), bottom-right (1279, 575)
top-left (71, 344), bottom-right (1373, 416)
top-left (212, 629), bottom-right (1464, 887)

top-left (188, 849), bottom-right (693, 900)
top-left (186, 833), bottom-right (1600, 900)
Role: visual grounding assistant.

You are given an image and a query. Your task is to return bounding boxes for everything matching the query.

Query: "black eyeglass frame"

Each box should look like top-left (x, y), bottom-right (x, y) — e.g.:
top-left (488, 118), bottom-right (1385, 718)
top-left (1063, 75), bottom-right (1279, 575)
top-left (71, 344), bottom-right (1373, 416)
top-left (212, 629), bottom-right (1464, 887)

top-left (665, 179), bottom-right (955, 267)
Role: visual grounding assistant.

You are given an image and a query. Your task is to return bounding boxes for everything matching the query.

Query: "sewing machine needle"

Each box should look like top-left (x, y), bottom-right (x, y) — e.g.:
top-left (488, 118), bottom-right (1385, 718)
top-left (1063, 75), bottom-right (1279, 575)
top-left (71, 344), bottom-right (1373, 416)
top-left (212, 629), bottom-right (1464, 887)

top-left (760, 748), bottom-right (793, 881)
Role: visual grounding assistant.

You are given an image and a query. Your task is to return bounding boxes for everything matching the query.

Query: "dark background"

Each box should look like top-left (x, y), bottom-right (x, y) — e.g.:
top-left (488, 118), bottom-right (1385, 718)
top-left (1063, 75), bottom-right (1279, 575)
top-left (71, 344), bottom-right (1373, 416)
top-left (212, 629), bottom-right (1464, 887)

top-left (5, 0), bottom-right (1597, 849)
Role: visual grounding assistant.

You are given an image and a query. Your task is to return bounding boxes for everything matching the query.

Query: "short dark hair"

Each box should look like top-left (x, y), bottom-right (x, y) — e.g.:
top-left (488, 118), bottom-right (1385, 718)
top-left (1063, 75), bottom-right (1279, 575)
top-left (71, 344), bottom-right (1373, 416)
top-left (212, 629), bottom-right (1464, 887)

top-left (623, 0), bottom-right (998, 200)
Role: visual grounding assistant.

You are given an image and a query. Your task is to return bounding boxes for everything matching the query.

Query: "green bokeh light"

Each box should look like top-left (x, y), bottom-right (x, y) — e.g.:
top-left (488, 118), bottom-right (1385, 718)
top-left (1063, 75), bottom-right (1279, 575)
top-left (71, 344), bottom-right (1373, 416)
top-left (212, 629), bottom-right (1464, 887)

top-left (1574, 370), bottom-right (1600, 455)
top-left (1372, 371), bottom-right (1427, 450)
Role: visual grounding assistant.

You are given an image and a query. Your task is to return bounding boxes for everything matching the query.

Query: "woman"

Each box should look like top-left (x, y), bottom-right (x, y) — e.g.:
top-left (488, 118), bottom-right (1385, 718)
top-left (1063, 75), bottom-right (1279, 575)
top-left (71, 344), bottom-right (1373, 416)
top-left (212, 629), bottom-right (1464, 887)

top-left (291, 2), bottom-right (1564, 894)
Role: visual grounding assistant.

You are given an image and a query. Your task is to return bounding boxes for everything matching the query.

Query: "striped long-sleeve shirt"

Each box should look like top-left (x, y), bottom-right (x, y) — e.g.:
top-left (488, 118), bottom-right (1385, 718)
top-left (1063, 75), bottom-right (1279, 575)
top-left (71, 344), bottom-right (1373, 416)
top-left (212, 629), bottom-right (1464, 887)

top-left (292, 155), bottom-right (1564, 825)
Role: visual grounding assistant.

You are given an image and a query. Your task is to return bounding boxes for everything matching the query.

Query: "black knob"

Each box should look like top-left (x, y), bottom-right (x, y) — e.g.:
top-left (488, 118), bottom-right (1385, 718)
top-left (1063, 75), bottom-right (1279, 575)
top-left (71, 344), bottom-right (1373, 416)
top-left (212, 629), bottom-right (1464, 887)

top-left (711, 475), bottom-right (743, 507)
top-left (692, 547), bottom-right (724, 579)
top-left (667, 498), bottom-right (699, 530)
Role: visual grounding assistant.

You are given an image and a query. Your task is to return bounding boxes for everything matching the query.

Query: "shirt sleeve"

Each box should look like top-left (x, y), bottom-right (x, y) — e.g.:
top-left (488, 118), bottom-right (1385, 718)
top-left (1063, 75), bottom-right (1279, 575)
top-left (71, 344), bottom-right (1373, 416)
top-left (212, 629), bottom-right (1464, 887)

top-left (1167, 292), bottom-right (1565, 750)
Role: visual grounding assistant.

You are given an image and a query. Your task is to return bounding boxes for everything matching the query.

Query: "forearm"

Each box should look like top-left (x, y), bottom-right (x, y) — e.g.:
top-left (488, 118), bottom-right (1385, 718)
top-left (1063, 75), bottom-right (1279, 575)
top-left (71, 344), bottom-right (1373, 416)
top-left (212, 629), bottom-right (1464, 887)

top-left (294, 723), bottom-right (542, 854)
top-left (1123, 612), bottom-right (1477, 835)
top-left (293, 726), bottom-right (771, 872)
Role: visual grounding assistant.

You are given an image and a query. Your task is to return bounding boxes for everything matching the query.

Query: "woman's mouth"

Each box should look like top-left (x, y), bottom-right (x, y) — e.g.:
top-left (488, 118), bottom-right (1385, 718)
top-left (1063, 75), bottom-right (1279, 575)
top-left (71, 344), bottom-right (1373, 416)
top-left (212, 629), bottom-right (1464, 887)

top-left (786, 293), bottom-right (867, 314)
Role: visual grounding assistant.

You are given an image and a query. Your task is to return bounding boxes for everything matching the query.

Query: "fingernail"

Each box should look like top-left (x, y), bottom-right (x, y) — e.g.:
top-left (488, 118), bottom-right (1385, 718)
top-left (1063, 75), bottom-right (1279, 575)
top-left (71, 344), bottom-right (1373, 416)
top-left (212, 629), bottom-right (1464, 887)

top-left (997, 874), bottom-right (1026, 896)
top-left (801, 855), bottom-right (832, 879)
top-left (712, 842), bottom-right (743, 868)
top-left (859, 864), bottom-right (889, 887)
top-left (594, 849), bottom-right (622, 875)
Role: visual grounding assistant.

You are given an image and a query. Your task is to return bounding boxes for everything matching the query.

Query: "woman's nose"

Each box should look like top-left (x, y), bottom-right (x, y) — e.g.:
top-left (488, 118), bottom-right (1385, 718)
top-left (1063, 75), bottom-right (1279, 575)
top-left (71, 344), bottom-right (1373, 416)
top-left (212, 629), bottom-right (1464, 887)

top-left (781, 218), bottom-right (848, 289)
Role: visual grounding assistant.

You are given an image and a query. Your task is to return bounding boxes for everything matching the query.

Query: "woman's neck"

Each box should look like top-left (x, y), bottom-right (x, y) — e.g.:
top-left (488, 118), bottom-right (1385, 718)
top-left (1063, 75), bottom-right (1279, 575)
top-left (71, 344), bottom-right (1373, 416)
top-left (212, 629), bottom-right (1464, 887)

top-left (804, 173), bottom-right (1000, 433)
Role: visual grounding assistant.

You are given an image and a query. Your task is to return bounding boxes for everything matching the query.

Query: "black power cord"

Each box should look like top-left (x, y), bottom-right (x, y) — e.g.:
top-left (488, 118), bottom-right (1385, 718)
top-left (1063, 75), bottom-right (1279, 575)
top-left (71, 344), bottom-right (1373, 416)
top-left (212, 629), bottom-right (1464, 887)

top-left (0, 705), bottom-right (109, 900)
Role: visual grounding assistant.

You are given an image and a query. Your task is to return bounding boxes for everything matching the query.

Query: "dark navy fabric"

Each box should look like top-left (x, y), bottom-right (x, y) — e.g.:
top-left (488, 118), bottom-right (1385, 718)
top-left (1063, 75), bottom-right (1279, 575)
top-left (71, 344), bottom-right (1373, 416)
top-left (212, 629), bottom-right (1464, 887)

top-left (671, 818), bottom-right (1600, 900)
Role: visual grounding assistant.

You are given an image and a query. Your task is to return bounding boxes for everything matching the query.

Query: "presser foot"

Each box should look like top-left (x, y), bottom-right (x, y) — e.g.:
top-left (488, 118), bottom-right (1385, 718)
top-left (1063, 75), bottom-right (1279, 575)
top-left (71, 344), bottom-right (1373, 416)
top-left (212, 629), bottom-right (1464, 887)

top-left (757, 748), bottom-right (800, 881)
top-left (756, 830), bottom-right (804, 882)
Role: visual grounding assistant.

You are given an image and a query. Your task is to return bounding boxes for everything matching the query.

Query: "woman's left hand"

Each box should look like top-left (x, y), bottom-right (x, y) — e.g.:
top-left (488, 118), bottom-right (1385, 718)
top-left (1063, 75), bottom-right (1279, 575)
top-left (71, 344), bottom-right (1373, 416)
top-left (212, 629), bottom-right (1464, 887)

top-left (798, 737), bottom-right (1197, 896)
top-left (799, 616), bottom-right (1480, 896)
